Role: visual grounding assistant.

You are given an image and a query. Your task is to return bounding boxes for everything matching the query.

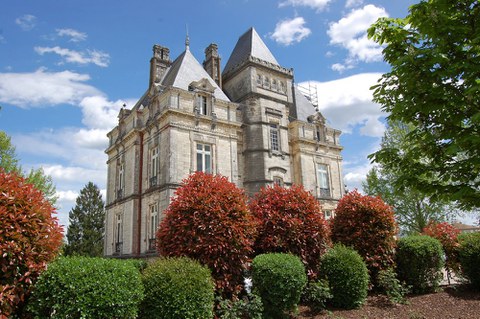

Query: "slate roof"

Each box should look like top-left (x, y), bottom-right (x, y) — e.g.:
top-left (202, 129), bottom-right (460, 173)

top-left (161, 47), bottom-right (230, 101)
top-left (291, 86), bottom-right (317, 122)
top-left (223, 27), bottom-right (279, 76)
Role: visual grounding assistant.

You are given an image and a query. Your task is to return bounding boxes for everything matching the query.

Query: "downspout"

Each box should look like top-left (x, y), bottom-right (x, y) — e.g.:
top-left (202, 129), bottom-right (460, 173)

top-left (137, 131), bottom-right (144, 256)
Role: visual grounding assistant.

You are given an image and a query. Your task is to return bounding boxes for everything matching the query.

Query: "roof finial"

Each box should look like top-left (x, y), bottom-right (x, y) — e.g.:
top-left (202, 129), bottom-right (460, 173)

top-left (185, 24), bottom-right (190, 50)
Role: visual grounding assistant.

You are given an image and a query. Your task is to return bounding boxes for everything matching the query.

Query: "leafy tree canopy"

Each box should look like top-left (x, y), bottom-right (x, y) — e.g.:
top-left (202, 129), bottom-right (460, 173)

top-left (368, 0), bottom-right (480, 210)
top-left (363, 121), bottom-right (461, 234)
top-left (64, 182), bottom-right (105, 257)
top-left (0, 130), bottom-right (57, 204)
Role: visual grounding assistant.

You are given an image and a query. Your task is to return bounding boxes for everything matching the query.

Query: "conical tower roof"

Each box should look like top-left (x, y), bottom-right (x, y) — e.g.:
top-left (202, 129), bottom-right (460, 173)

top-left (162, 47), bottom-right (230, 101)
top-left (223, 27), bottom-right (279, 76)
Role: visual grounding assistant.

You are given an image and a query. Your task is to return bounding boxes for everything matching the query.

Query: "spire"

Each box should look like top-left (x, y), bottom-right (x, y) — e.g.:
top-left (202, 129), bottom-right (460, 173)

top-left (185, 24), bottom-right (190, 50)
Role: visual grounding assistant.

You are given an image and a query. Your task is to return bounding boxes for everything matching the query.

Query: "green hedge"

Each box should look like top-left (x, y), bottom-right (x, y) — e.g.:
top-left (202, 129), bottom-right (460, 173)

top-left (458, 232), bottom-right (480, 290)
top-left (28, 256), bottom-right (144, 318)
top-left (140, 257), bottom-right (215, 319)
top-left (251, 253), bottom-right (307, 319)
top-left (396, 235), bottom-right (444, 294)
top-left (319, 244), bottom-right (369, 309)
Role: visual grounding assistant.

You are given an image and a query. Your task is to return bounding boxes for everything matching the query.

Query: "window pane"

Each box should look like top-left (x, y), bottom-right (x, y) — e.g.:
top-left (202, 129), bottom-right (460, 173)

top-left (197, 152), bottom-right (203, 171)
top-left (205, 153), bottom-right (211, 173)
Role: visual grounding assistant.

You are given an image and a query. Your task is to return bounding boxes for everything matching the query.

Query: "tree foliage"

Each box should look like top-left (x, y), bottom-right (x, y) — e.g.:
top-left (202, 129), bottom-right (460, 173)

top-left (331, 190), bottom-right (397, 285)
top-left (64, 182), bottom-right (105, 257)
top-left (368, 0), bottom-right (480, 210)
top-left (422, 221), bottom-right (461, 276)
top-left (249, 184), bottom-right (330, 278)
top-left (0, 130), bottom-right (57, 205)
top-left (0, 170), bottom-right (63, 317)
top-left (0, 131), bottom-right (20, 174)
top-left (363, 121), bottom-right (459, 234)
top-left (157, 172), bottom-right (256, 296)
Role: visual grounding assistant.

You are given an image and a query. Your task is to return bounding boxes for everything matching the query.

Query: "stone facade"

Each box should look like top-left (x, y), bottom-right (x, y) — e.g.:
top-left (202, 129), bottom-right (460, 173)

top-left (104, 28), bottom-right (344, 258)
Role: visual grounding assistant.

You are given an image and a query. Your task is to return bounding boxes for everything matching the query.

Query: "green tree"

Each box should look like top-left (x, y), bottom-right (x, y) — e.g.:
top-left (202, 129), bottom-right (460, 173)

top-left (0, 130), bottom-right (57, 204)
top-left (64, 182), bottom-right (105, 257)
top-left (0, 131), bottom-right (20, 173)
top-left (368, 0), bottom-right (480, 210)
top-left (363, 121), bottom-right (458, 234)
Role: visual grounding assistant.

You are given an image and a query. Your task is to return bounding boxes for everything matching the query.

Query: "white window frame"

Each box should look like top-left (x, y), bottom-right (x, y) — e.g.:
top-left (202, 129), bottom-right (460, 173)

top-left (270, 123), bottom-right (280, 152)
top-left (151, 147), bottom-right (159, 178)
top-left (149, 204), bottom-right (159, 240)
top-left (317, 164), bottom-right (330, 198)
top-left (196, 143), bottom-right (212, 173)
top-left (197, 95), bottom-right (208, 115)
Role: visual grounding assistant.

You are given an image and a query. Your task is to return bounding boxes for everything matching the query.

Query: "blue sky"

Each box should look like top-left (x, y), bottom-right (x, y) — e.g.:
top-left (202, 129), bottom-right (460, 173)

top-left (0, 0), bottom-right (420, 228)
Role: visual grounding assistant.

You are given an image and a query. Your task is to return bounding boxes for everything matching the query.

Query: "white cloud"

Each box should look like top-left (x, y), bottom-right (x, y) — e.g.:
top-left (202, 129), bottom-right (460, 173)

top-left (344, 163), bottom-right (372, 191)
top-left (299, 72), bottom-right (386, 137)
top-left (15, 14), bottom-right (37, 31)
top-left (345, 0), bottom-right (364, 8)
top-left (74, 128), bottom-right (109, 150)
top-left (270, 17), bottom-right (311, 46)
top-left (56, 28), bottom-right (87, 42)
top-left (0, 68), bottom-right (102, 108)
top-left (279, 0), bottom-right (332, 11)
top-left (327, 4), bottom-right (388, 70)
top-left (57, 190), bottom-right (79, 202)
top-left (43, 165), bottom-right (106, 184)
top-left (79, 96), bottom-right (131, 130)
top-left (34, 46), bottom-right (110, 67)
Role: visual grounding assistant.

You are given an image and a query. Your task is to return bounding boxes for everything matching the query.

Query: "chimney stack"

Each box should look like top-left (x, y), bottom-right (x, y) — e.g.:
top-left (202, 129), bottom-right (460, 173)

top-left (203, 43), bottom-right (222, 89)
top-left (149, 44), bottom-right (170, 88)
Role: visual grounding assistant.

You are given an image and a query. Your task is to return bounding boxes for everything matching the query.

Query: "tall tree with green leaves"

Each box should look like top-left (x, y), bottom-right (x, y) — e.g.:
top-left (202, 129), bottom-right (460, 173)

top-left (363, 121), bottom-right (458, 234)
top-left (368, 0), bottom-right (480, 210)
top-left (65, 182), bottom-right (105, 257)
top-left (0, 130), bottom-right (58, 204)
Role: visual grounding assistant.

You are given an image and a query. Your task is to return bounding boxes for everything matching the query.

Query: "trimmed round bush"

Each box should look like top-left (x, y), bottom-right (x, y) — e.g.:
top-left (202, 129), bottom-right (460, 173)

top-left (396, 235), bottom-right (444, 294)
top-left (28, 256), bottom-right (144, 318)
top-left (319, 244), bottom-right (369, 309)
top-left (250, 184), bottom-right (330, 277)
top-left (331, 190), bottom-right (397, 286)
top-left (157, 172), bottom-right (256, 296)
top-left (140, 257), bottom-right (215, 319)
top-left (458, 232), bottom-right (480, 290)
top-left (252, 253), bottom-right (307, 319)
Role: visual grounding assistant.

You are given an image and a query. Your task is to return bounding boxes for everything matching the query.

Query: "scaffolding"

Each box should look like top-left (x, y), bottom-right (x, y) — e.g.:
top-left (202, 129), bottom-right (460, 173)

top-left (297, 82), bottom-right (319, 112)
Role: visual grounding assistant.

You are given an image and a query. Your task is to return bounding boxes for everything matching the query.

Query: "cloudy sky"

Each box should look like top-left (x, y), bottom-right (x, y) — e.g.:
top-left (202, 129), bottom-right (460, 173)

top-left (0, 0), bottom-right (418, 228)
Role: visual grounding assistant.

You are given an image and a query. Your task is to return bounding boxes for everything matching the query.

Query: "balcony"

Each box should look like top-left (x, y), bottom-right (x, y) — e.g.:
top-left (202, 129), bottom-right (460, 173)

top-left (319, 188), bottom-right (331, 199)
top-left (150, 175), bottom-right (157, 188)
top-left (148, 238), bottom-right (156, 251)
top-left (114, 242), bottom-right (123, 254)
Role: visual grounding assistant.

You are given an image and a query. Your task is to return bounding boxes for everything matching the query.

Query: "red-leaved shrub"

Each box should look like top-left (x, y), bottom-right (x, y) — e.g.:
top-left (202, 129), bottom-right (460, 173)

top-left (331, 190), bottom-right (397, 285)
top-left (157, 172), bottom-right (256, 296)
top-left (423, 221), bottom-right (461, 275)
top-left (249, 184), bottom-right (330, 278)
top-left (0, 170), bottom-right (63, 318)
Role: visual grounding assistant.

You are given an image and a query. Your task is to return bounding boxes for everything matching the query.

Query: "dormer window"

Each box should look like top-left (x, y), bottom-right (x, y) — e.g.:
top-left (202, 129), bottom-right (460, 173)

top-left (197, 95), bottom-right (208, 115)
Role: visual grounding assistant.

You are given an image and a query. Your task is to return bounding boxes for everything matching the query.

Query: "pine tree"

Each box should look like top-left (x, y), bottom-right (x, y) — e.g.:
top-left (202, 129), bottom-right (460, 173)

top-left (65, 182), bottom-right (105, 257)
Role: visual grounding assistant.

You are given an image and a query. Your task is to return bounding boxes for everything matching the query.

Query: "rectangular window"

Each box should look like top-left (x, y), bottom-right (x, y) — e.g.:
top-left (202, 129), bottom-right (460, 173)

top-left (197, 95), bottom-right (208, 115)
top-left (270, 124), bottom-right (280, 152)
top-left (117, 162), bottom-right (125, 199)
top-left (273, 177), bottom-right (284, 187)
top-left (317, 164), bottom-right (330, 198)
top-left (115, 214), bottom-right (123, 253)
top-left (150, 147), bottom-right (159, 187)
top-left (149, 204), bottom-right (158, 250)
top-left (196, 143), bottom-right (212, 174)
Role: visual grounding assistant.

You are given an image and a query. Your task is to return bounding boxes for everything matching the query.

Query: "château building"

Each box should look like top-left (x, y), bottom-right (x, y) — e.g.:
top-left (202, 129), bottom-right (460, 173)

top-left (104, 28), bottom-right (344, 258)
